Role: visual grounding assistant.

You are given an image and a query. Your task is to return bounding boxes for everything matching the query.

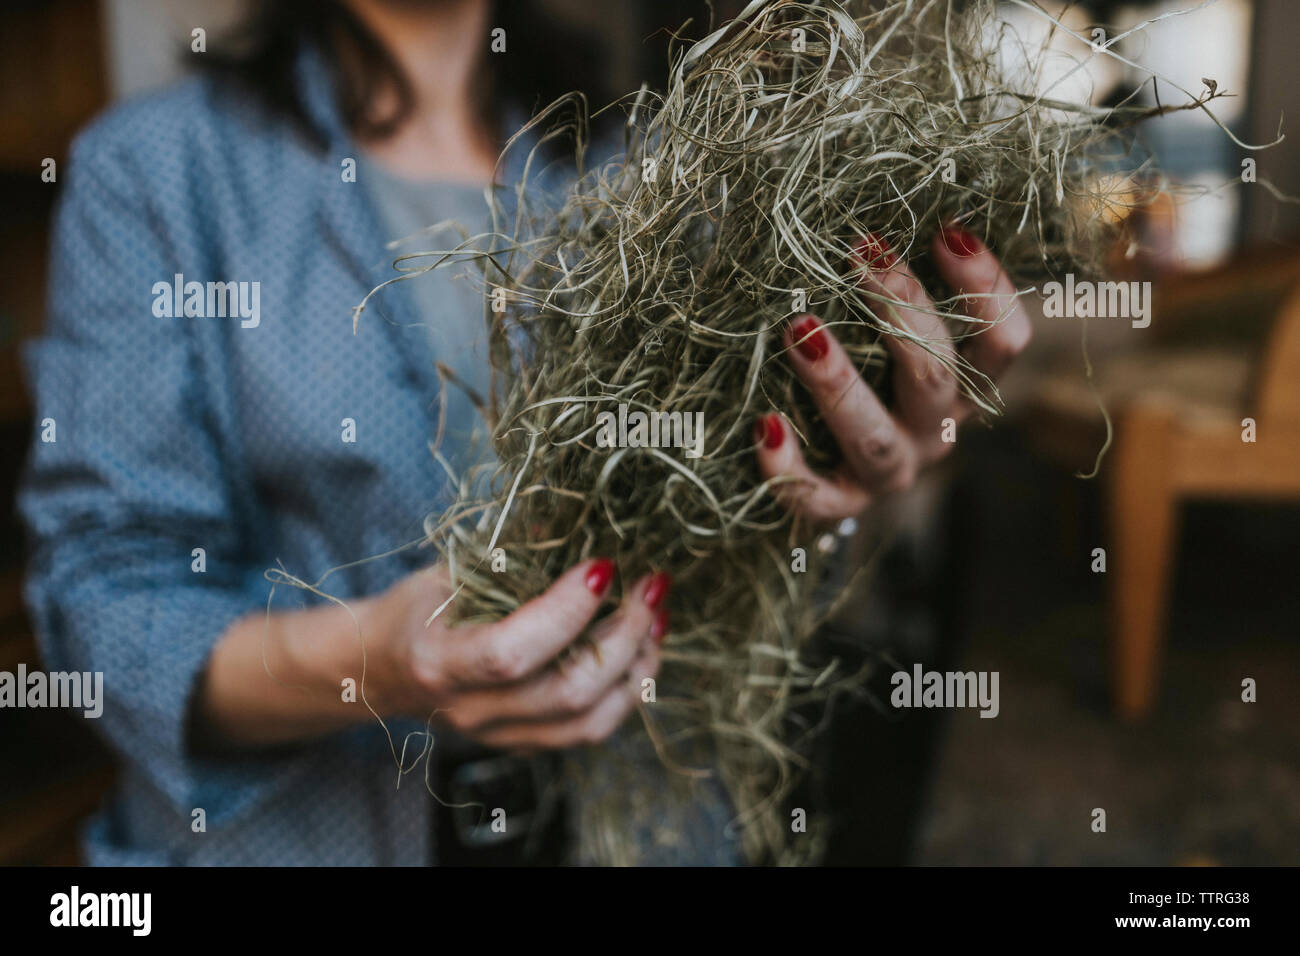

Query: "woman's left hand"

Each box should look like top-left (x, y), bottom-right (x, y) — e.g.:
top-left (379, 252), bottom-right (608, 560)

top-left (755, 225), bottom-right (1032, 521)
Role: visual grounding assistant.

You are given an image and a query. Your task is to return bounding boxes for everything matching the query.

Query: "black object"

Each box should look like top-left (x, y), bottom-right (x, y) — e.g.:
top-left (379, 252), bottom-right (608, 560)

top-left (431, 745), bottom-right (569, 866)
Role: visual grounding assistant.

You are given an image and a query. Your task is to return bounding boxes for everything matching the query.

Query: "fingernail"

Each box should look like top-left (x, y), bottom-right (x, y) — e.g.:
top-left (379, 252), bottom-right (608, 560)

top-left (753, 413), bottom-right (783, 450)
top-left (643, 572), bottom-right (672, 609)
top-left (941, 226), bottom-right (981, 258)
top-left (789, 314), bottom-right (829, 363)
top-left (853, 233), bottom-right (898, 270)
top-left (584, 558), bottom-right (615, 596)
top-left (651, 608), bottom-right (670, 643)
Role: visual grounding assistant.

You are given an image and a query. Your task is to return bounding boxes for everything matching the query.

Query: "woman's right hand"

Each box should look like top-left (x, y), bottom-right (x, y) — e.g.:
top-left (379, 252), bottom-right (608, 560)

top-left (373, 559), bottom-right (671, 751)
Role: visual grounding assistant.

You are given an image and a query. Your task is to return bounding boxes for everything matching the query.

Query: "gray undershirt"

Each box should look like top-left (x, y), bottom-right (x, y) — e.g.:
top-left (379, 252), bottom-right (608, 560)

top-left (360, 157), bottom-right (495, 446)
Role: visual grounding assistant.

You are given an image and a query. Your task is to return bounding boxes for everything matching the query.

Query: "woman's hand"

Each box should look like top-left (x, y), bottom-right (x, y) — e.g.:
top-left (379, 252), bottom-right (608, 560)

top-left (375, 559), bottom-right (670, 750)
top-left (755, 226), bottom-right (1032, 522)
top-left (198, 558), bottom-right (668, 753)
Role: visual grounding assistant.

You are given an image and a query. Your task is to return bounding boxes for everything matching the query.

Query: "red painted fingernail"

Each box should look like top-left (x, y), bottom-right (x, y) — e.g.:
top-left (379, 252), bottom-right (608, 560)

top-left (852, 233), bottom-right (898, 270)
top-left (584, 558), bottom-right (615, 596)
top-left (941, 226), bottom-right (981, 258)
top-left (764, 415), bottom-right (784, 450)
top-left (651, 608), bottom-right (670, 643)
top-left (753, 413), bottom-right (783, 450)
top-left (789, 314), bottom-right (829, 362)
top-left (644, 572), bottom-right (672, 610)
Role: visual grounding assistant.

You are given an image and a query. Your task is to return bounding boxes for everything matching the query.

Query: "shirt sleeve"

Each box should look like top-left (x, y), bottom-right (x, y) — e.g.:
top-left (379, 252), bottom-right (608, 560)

top-left (18, 127), bottom-right (314, 828)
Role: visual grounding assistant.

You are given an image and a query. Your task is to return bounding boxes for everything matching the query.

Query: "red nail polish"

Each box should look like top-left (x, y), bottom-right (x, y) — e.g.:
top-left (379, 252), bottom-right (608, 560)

top-left (584, 558), bottom-right (615, 596)
top-left (941, 226), bottom-right (980, 258)
top-left (651, 608), bottom-right (670, 643)
top-left (644, 572), bottom-right (672, 609)
top-left (853, 233), bottom-right (898, 270)
top-left (754, 413), bottom-right (783, 450)
top-left (789, 315), bottom-right (829, 362)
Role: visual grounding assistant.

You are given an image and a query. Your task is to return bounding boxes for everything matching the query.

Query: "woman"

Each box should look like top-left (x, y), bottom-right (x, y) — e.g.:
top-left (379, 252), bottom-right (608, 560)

top-left (19, 0), bottom-right (1031, 865)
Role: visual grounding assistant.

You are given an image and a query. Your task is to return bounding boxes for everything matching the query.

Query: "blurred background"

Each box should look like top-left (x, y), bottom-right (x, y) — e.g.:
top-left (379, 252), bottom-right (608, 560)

top-left (1, 0), bottom-right (1296, 865)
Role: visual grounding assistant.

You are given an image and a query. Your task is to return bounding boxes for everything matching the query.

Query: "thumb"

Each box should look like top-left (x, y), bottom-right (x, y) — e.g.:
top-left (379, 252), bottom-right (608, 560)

top-left (472, 557), bottom-right (617, 682)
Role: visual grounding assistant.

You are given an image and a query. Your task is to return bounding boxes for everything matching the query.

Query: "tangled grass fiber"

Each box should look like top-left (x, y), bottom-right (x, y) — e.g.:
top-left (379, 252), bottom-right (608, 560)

top-left (352, 0), bottom-right (1244, 864)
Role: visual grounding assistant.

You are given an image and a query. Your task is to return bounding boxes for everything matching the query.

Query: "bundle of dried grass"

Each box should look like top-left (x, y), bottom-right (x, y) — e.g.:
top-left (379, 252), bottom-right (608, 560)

top-left (353, 0), bottom-right (1233, 863)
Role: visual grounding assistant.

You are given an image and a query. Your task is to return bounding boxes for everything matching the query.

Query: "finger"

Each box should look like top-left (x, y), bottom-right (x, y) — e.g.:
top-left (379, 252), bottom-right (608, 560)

top-left (853, 235), bottom-right (960, 437)
top-left (438, 557), bottom-right (616, 688)
top-left (442, 573), bottom-right (665, 730)
top-left (471, 639), bottom-right (661, 751)
top-left (784, 313), bottom-right (920, 495)
top-left (753, 412), bottom-right (871, 520)
top-left (932, 226), bottom-right (1032, 419)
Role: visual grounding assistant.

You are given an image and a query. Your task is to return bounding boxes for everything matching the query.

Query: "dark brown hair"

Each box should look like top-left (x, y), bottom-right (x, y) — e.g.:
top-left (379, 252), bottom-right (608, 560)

top-left (202, 0), bottom-right (618, 149)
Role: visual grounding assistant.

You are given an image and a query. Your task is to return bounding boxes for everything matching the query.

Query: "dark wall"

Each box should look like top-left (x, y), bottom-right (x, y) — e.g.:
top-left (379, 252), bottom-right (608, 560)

top-left (1243, 0), bottom-right (1300, 243)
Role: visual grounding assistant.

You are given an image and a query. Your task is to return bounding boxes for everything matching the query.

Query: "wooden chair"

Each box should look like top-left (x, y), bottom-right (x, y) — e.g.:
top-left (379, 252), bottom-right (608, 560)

top-left (1023, 250), bottom-right (1300, 719)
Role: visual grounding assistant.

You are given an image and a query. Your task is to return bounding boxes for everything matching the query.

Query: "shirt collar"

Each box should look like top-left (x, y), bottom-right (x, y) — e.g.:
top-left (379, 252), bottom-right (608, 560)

top-left (292, 40), bottom-right (350, 149)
